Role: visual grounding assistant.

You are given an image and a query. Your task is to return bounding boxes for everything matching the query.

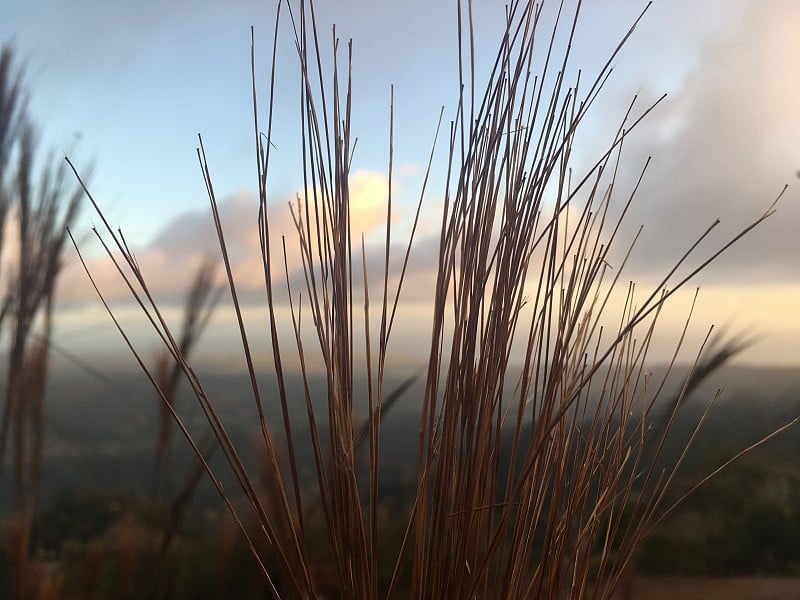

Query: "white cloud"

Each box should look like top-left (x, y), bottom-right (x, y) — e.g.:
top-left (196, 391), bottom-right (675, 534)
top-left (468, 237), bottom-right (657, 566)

top-left (59, 169), bottom-right (435, 306)
top-left (607, 0), bottom-right (800, 285)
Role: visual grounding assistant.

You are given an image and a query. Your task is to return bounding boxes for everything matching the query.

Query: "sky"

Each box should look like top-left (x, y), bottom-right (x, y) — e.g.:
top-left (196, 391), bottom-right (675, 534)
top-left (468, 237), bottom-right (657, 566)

top-left (1, 0), bottom-right (799, 368)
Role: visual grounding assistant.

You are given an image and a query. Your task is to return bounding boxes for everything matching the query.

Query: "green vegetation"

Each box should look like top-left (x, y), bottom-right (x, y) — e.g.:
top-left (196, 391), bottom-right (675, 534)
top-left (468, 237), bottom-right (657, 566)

top-left (1, 1), bottom-right (796, 598)
top-left (640, 414), bottom-right (800, 576)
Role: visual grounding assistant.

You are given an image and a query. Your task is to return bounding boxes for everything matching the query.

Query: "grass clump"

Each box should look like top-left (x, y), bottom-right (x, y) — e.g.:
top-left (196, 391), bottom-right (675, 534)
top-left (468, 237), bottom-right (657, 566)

top-left (0, 42), bottom-right (89, 600)
top-left (67, 1), bottom-right (788, 598)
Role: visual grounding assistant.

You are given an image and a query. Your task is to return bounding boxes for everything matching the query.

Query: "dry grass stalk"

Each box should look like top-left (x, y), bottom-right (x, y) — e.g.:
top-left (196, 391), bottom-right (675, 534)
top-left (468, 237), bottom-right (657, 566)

top-left (0, 43), bottom-right (88, 600)
top-left (68, 1), bottom-right (789, 598)
top-left (151, 257), bottom-right (221, 504)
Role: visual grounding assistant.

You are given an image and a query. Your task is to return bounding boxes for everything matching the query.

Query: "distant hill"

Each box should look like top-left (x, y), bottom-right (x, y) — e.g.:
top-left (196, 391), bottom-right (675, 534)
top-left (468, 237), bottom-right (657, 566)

top-left (2, 359), bottom-right (796, 512)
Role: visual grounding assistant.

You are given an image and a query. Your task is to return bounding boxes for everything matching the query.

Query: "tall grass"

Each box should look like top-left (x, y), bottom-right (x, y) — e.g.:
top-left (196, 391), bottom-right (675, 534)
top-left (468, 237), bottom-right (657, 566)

top-left (68, 1), bottom-right (787, 597)
top-left (0, 43), bottom-right (88, 599)
top-left (150, 257), bottom-right (221, 506)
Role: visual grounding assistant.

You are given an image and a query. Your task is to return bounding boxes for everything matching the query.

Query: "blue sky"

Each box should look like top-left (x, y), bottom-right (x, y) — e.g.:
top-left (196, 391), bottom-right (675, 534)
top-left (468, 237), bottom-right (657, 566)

top-left (2, 0), bottom-right (799, 366)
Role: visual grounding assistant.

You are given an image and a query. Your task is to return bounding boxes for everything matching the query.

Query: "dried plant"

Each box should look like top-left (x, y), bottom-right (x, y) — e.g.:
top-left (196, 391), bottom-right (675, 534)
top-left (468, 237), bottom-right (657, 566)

top-left (69, 1), bottom-right (790, 598)
top-left (150, 257), bottom-right (222, 505)
top-left (0, 44), bottom-right (88, 600)
top-left (149, 258), bottom-right (223, 597)
top-left (0, 44), bottom-right (24, 288)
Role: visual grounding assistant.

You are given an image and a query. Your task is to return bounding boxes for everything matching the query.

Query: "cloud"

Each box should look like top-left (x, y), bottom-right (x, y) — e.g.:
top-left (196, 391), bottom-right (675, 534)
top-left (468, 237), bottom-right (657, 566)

top-left (604, 0), bottom-right (800, 286)
top-left (2, 0), bottom-right (261, 80)
top-left (58, 169), bottom-right (443, 307)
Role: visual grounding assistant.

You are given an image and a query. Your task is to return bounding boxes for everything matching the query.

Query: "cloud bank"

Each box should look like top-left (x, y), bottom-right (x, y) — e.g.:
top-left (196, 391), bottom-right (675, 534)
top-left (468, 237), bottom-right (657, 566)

top-left (609, 0), bottom-right (800, 285)
top-left (59, 169), bottom-right (441, 307)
